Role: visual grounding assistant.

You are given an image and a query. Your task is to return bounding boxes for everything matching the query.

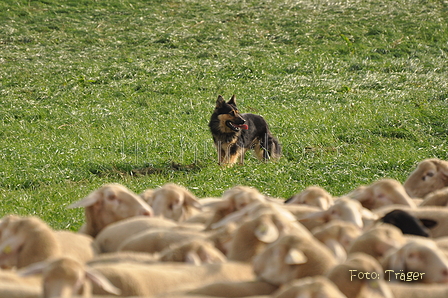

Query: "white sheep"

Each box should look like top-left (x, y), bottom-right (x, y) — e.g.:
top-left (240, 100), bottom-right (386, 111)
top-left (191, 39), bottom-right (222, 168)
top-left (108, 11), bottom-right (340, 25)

top-left (347, 179), bottom-right (416, 210)
top-left (68, 183), bottom-right (153, 237)
top-left (19, 257), bottom-right (121, 298)
top-left (204, 185), bottom-right (266, 229)
top-left (297, 197), bottom-right (369, 230)
top-left (253, 234), bottom-right (337, 286)
top-left (93, 238), bottom-right (227, 266)
top-left (271, 276), bottom-right (347, 298)
top-left (140, 188), bottom-right (155, 205)
top-left (420, 187), bottom-right (448, 207)
top-left (186, 280), bottom-right (279, 297)
top-left (0, 269), bottom-right (41, 298)
top-left (150, 183), bottom-right (202, 222)
top-left (210, 200), bottom-right (299, 231)
top-left (312, 220), bottom-right (362, 263)
top-left (327, 252), bottom-right (393, 298)
top-left (403, 158), bottom-right (448, 198)
top-left (285, 186), bottom-right (334, 210)
top-left (388, 283), bottom-right (448, 298)
top-left (89, 261), bottom-right (255, 296)
top-left (0, 215), bottom-right (95, 269)
top-left (94, 216), bottom-right (178, 253)
top-left (347, 224), bottom-right (406, 261)
top-left (227, 212), bottom-right (311, 262)
top-left (382, 239), bottom-right (448, 284)
top-left (117, 229), bottom-right (205, 254)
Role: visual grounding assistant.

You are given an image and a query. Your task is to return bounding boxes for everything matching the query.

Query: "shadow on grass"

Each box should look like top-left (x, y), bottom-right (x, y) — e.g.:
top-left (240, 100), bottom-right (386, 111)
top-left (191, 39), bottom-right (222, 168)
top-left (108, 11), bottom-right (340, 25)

top-left (88, 161), bottom-right (202, 178)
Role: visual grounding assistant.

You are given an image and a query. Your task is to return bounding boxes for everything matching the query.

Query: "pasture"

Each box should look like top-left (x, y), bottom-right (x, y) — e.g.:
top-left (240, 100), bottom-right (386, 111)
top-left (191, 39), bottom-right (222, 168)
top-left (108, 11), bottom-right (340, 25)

top-left (1, 0), bottom-right (447, 229)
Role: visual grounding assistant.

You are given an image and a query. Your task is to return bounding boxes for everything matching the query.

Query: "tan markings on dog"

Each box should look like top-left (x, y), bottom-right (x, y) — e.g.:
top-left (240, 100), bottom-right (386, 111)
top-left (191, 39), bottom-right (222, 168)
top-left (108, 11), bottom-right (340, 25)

top-left (218, 138), bottom-right (239, 165)
top-left (217, 114), bottom-right (239, 133)
top-left (217, 114), bottom-right (234, 133)
top-left (252, 140), bottom-right (264, 160)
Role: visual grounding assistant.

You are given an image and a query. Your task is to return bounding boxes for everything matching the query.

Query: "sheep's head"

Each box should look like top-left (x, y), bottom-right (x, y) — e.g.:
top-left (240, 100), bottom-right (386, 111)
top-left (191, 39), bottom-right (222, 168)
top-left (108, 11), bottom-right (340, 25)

top-left (68, 183), bottom-right (153, 236)
top-left (151, 183), bottom-right (201, 222)
top-left (300, 197), bottom-right (364, 229)
top-left (253, 234), bottom-right (336, 286)
top-left (404, 159), bottom-right (448, 198)
top-left (286, 186), bottom-right (334, 210)
top-left (349, 179), bottom-right (416, 210)
top-left (19, 257), bottom-right (121, 298)
top-left (159, 239), bottom-right (226, 265)
top-left (221, 185), bottom-right (266, 211)
top-left (327, 253), bottom-right (393, 298)
top-left (348, 225), bottom-right (406, 260)
top-left (384, 240), bottom-right (448, 284)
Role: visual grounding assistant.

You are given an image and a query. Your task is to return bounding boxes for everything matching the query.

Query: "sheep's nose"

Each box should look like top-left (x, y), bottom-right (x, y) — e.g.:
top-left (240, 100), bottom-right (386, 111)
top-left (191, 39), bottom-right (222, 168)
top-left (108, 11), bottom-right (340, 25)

top-left (442, 268), bottom-right (448, 277)
top-left (141, 209), bottom-right (152, 216)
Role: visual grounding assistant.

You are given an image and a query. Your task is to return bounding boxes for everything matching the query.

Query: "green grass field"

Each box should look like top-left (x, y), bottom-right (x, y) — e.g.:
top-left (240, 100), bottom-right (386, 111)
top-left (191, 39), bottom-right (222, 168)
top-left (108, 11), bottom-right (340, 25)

top-left (1, 0), bottom-right (447, 229)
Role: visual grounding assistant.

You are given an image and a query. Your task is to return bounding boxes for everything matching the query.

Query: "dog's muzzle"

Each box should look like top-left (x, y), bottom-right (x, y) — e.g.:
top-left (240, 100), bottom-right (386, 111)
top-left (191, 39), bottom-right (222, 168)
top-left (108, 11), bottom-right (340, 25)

top-left (226, 121), bottom-right (248, 131)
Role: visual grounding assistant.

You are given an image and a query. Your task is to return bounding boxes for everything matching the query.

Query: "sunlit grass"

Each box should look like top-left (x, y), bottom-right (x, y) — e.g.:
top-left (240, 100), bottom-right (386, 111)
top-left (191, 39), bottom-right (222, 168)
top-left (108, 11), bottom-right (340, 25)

top-left (1, 0), bottom-right (447, 229)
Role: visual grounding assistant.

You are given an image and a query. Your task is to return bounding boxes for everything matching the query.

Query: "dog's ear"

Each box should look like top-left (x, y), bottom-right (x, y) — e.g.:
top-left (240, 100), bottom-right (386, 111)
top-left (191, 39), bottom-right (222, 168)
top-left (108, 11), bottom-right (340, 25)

top-left (216, 95), bottom-right (225, 108)
top-left (227, 94), bottom-right (237, 106)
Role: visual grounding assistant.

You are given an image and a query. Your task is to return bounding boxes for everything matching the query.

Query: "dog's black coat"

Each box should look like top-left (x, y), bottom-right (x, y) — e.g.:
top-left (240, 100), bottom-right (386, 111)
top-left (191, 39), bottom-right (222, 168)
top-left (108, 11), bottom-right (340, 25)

top-left (209, 95), bottom-right (281, 165)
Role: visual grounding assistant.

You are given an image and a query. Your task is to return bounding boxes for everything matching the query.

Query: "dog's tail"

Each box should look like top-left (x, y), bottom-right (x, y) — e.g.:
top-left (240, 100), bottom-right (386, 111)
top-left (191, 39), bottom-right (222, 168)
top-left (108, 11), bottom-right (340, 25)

top-left (261, 134), bottom-right (281, 160)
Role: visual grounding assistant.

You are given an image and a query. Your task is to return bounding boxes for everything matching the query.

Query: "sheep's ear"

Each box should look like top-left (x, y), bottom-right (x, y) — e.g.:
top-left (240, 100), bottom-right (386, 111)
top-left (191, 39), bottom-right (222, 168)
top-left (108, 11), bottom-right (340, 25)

top-left (227, 94), bottom-right (236, 106)
top-left (285, 248), bottom-right (307, 265)
top-left (85, 267), bottom-right (121, 295)
top-left (324, 239), bottom-right (347, 263)
top-left (271, 204), bottom-right (297, 222)
top-left (18, 261), bottom-right (48, 276)
top-left (255, 220), bottom-right (279, 243)
top-left (435, 160), bottom-right (448, 176)
top-left (420, 218), bottom-right (438, 229)
top-left (67, 190), bottom-right (101, 209)
top-left (185, 251), bottom-right (202, 266)
top-left (211, 206), bottom-right (250, 229)
top-left (183, 192), bottom-right (202, 210)
top-left (216, 95), bottom-right (225, 108)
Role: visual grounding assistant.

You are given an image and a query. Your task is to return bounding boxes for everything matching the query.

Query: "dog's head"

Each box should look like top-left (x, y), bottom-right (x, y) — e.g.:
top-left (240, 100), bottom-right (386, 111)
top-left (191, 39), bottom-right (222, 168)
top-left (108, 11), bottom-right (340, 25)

top-left (214, 95), bottom-right (248, 131)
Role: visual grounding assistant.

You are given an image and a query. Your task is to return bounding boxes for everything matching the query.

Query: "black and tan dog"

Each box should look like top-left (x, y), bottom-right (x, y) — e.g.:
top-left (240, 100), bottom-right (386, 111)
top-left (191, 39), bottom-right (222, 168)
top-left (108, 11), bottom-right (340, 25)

top-left (209, 95), bottom-right (281, 165)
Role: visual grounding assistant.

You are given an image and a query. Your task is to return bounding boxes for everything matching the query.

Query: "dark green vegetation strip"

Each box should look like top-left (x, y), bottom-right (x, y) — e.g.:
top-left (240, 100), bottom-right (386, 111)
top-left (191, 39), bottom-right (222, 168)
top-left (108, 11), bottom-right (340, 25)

top-left (1, 0), bottom-right (447, 229)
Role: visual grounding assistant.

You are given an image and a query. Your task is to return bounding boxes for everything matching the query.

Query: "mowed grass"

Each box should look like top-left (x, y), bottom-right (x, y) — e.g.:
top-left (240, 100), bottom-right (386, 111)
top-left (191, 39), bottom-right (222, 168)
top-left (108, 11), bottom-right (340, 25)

top-left (1, 0), bottom-right (447, 229)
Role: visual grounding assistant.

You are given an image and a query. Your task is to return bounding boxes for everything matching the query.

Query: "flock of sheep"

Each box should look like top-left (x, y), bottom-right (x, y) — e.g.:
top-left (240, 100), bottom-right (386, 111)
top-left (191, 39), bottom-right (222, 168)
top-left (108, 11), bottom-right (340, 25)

top-left (2, 158), bottom-right (448, 298)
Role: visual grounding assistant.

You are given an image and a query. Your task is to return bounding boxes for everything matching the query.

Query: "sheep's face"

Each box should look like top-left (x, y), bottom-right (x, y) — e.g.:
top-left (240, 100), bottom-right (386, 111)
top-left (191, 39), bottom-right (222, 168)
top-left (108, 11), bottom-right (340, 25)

top-left (404, 159), bottom-right (448, 198)
top-left (223, 186), bottom-right (265, 211)
top-left (329, 199), bottom-right (364, 229)
top-left (98, 185), bottom-right (153, 224)
top-left (289, 186), bottom-right (334, 210)
top-left (0, 216), bottom-right (26, 268)
top-left (390, 242), bottom-right (448, 284)
top-left (151, 183), bottom-right (200, 222)
top-left (371, 179), bottom-right (414, 209)
top-left (68, 184), bottom-right (153, 232)
top-left (328, 254), bottom-right (393, 298)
